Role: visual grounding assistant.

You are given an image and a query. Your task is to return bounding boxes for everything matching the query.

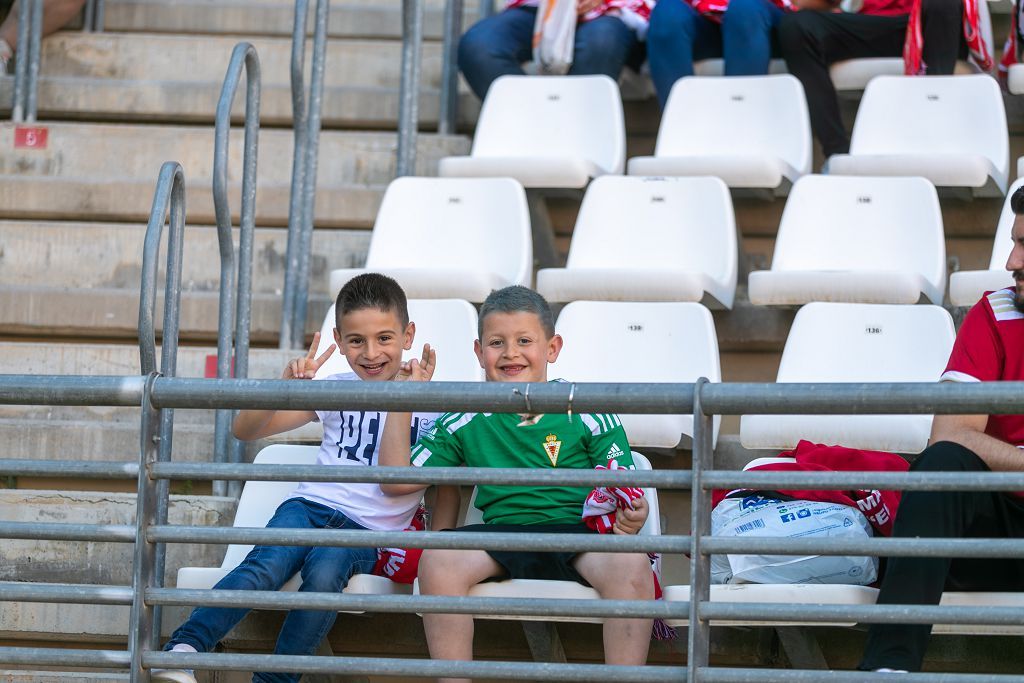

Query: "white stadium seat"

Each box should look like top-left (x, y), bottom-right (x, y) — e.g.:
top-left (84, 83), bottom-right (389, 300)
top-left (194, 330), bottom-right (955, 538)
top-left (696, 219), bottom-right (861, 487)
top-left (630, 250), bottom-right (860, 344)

top-left (313, 300), bottom-right (485, 382)
top-left (828, 75), bottom-right (1008, 197)
top-left (535, 176), bottom-right (737, 309)
top-left (176, 445), bottom-right (408, 604)
top-left (829, 0), bottom-right (992, 91)
top-left (550, 301), bottom-right (721, 449)
top-left (627, 75), bottom-right (812, 192)
top-left (948, 178), bottom-right (1021, 307)
top-left (328, 176), bottom-right (531, 303)
top-left (437, 75), bottom-right (625, 189)
top-left (740, 302), bottom-right (956, 453)
top-left (1009, 64), bottom-right (1024, 96)
top-left (442, 451), bottom-right (662, 624)
top-left (747, 175), bottom-right (945, 305)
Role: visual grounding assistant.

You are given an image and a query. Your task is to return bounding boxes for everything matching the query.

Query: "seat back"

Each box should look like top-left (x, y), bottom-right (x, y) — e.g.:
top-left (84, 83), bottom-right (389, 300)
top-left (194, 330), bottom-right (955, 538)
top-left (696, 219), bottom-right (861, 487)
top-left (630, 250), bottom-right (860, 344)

top-left (770, 175), bottom-right (945, 298)
top-left (464, 450), bottom-right (661, 537)
top-left (740, 302), bottom-right (956, 452)
top-left (566, 175), bottom-right (737, 292)
top-left (550, 301), bottom-right (721, 448)
top-left (987, 178), bottom-right (1024, 270)
top-left (363, 176), bottom-right (531, 289)
top-left (653, 75), bottom-right (811, 175)
top-left (314, 300), bottom-right (485, 381)
top-left (221, 445), bottom-right (320, 569)
top-left (848, 75), bottom-right (1008, 181)
top-left (469, 74), bottom-right (626, 175)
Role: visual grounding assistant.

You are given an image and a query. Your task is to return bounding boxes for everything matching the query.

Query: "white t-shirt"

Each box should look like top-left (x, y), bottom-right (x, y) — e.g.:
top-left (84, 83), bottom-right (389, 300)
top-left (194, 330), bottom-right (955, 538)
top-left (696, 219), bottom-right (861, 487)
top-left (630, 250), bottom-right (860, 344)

top-left (291, 372), bottom-right (440, 530)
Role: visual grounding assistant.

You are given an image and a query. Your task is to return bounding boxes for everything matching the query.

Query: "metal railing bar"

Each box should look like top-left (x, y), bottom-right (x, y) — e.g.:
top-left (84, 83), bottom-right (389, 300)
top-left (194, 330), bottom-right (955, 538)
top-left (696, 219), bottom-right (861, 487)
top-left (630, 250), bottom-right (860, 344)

top-left (131, 371), bottom-right (162, 678)
top-left (702, 536), bottom-right (1024, 558)
top-left (699, 601), bottom-right (1024, 626)
top-left (0, 581), bottom-right (133, 605)
top-left (0, 374), bottom-right (145, 406)
top-left (0, 459), bottom-right (138, 479)
top-left (148, 378), bottom-right (695, 413)
top-left (147, 526), bottom-right (688, 553)
top-left (149, 462), bottom-right (690, 487)
top-left (700, 381), bottom-right (1024, 415)
top-left (290, 0), bottom-right (329, 349)
top-left (689, 378), bottom-right (713, 681)
top-left (144, 651), bottom-right (686, 682)
top-left (0, 521), bottom-right (135, 542)
top-left (25, 0), bottom-right (42, 122)
top-left (211, 40), bottom-right (262, 498)
top-left (396, 0), bottom-right (424, 177)
top-left (11, 0), bottom-right (29, 122)
top-left (0, 647), bottom-right (130, 668)
top-left (703, 470), bottom-right (1024, 491)
top-left (698, 669), bottom-right (1024, 682)
top-left (147, 588), bottom-right (687, 619)
top-left (438, 0), bottom-right (463, 134)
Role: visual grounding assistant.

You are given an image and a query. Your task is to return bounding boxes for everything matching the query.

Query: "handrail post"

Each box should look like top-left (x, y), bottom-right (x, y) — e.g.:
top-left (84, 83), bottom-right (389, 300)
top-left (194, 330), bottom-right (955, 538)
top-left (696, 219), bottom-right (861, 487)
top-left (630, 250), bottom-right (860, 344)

top-left (212, 42), bottom-right (262, 498)
top-left (290, 0), bottom-right (329, 349)
top-left (438, 0), bottom-right (463, 135)
top-left (687, 378), bottom-right (712, 682)
top-left (397, 0), bottom-right (424, 177)
top-left (133, 161), bottom-right (187, 682)
top-left (279, 0), bottom-right (310, 351)
top-left (25, 0), bottom-right (42, 122)
top-left (11, 0), bottom-right (30, 122)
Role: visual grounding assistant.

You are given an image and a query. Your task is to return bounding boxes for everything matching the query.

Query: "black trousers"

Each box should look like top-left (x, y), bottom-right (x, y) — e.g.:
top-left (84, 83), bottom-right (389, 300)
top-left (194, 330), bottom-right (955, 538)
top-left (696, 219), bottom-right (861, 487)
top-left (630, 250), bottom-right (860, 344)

top-left (859, 441), bottom-right (1024, 672)
top-left (777, 0), bottom-right (966, 158)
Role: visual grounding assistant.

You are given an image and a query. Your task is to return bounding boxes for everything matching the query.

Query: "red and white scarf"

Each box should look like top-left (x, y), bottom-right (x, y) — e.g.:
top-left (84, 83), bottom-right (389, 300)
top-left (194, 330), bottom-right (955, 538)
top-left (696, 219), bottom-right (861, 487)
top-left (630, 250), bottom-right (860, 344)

top-left (904, 0), bottom-right (993, 74)
top-left (371, 505), bottom-right (427, 584)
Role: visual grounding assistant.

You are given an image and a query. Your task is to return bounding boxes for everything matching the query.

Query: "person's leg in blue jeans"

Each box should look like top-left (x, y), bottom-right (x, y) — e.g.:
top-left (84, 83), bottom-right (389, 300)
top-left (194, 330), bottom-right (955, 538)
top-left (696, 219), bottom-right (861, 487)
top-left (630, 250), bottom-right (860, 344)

top-left (568, 14), bottom-right (638, 79)
top-left (457, 7), bottom-right (535, 100)
top-left (721, 0), bottom-right (783, 75)
top-left (646, 0), bottom-right (722, 109)
top-left (164, 498), bottom-right (377, 683)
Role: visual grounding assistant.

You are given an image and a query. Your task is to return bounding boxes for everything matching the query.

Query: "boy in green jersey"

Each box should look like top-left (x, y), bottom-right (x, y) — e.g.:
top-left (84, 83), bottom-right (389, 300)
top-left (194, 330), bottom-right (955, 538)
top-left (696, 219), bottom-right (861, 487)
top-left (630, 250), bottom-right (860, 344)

top-left (379, 285), bottom-right (653, 679)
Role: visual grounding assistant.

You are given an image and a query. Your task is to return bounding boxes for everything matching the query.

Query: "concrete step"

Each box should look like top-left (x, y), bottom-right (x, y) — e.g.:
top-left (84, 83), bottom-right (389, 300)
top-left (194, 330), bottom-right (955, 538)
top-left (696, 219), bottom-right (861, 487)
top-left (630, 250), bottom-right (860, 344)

top-left (0, 32), bottom-right (479, 128)
top-left (0, 121), bottom-right (470, 227)
top-left (0, 490), bottom-right (235, 586)
top-left (0, 674), bottom-right (129, 683)
top-left (103, 0), bottom-right (468, 40)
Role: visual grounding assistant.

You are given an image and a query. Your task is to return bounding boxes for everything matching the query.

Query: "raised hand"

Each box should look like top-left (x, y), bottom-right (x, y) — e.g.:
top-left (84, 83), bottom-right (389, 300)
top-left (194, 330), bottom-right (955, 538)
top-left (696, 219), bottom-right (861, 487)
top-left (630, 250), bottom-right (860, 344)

top-left (613, 495), bottom-right (649, 535)
top-left (396, 343), bottom-right (436, 382)
top-left (283, 331), bottom-right (336, 380)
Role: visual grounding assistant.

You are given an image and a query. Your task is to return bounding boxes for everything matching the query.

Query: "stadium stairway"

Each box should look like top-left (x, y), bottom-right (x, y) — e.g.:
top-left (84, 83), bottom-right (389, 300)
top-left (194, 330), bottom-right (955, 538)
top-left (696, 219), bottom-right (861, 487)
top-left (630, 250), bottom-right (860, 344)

top-left (3, 0), bottom-right (1024, 679)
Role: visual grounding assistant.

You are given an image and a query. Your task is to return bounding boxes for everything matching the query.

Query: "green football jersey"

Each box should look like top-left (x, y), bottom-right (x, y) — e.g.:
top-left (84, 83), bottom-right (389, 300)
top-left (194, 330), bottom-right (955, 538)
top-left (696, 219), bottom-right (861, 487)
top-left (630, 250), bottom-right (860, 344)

top-left (412, 405), bottom-right (634, 526)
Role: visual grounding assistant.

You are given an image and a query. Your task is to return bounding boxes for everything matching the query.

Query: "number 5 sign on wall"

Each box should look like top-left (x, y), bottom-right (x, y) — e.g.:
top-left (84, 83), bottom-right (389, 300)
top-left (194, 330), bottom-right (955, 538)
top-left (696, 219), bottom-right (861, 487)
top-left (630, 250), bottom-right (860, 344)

top-left (14, 126), bottom-right (48, 149)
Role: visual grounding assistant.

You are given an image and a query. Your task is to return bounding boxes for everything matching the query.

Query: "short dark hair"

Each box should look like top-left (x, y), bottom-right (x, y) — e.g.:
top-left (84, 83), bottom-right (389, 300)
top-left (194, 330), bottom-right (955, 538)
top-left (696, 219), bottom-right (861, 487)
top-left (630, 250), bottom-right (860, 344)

top-left (335, 273), bottom-right (409, 328)
top-left (478, 285), bottom-right (555, 339)
top-left (1011, 185), bottom-right (1024, 216)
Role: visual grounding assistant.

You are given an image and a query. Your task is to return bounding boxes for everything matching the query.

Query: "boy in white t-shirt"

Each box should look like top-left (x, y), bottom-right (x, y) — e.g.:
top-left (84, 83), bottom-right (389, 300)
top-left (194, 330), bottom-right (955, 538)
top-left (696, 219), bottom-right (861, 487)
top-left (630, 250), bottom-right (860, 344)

top-left (155, 273), bottom-right (447, 683)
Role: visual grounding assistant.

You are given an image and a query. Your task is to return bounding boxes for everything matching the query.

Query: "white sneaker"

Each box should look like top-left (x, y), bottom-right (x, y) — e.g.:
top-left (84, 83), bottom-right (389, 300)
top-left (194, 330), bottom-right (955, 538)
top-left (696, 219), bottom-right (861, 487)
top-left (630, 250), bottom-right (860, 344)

top-left (874, 669), bottom-right (909, 674)
top-left (150, 671), bottom-right (197, 683)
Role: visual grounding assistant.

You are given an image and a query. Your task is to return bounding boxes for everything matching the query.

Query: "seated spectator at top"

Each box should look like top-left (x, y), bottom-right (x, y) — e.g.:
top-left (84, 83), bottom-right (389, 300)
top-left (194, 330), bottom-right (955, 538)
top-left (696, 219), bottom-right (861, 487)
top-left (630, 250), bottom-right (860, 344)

top-left (778, 0), bottom-right (989, 161)
top-left (0, 0), bottom-right (87, 72)
top-left (457, 0), bottom-right (652, 101)
top-left (858, 184), bottom-right (1024, 673)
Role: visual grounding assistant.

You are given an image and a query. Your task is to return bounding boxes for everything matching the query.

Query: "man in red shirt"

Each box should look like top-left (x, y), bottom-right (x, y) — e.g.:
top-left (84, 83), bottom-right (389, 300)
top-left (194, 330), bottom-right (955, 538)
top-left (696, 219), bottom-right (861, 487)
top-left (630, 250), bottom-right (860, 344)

top-left (859, 184), bottom-right (1024, 672)
top-left (778, 0), bottom-right (966, 161)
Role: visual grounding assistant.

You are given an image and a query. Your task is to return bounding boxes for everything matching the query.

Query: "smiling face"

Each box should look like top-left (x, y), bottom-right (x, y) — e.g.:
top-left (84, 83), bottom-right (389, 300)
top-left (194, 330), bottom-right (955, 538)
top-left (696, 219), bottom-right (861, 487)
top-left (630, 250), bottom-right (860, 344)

top-left (474, 310), bottom-right (563, 383)
top-left (333, 306), bottom-right (414, 381)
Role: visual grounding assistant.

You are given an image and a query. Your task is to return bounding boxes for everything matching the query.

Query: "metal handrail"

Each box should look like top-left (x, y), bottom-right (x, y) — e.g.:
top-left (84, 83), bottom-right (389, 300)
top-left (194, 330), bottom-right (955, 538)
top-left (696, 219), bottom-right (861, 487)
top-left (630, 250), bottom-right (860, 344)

top-left (82, 0), bottom-right (105, 32)
top-left (280, 0), bottom-right (329, 351)
top-left (397, 0), bottom-right (424, 176)
top-left (10, 0), bottom-right (41, 123)
top-left (438, 0), bottom-right (463, 135)
top-left (211, 41), bottom-right (262, 498)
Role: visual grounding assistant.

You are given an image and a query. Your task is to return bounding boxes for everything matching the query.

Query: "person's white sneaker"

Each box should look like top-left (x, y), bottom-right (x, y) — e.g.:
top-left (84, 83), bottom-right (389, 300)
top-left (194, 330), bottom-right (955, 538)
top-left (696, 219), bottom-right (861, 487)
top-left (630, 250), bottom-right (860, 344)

top-left (874, 669), bottom-right (909, 674)
top-left (151, 643), bottom-right (198, 682)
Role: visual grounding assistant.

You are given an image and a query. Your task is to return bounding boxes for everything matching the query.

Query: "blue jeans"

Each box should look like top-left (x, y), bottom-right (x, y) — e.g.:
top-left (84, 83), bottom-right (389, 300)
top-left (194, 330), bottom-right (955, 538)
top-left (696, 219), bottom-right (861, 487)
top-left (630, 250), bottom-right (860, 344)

top-left (647, 0), bottom-right (783, 108)
top-left (457, 6), bottom-right (640, 100)
top-left (165, 498), bottom-right (378, 683)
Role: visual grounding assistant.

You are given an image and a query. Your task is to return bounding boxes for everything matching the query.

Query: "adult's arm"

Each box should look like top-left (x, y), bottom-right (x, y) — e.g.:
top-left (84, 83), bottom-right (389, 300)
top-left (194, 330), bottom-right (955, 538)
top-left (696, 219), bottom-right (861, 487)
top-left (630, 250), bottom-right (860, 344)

top-left (929, 414), bottom-right (1024, 472)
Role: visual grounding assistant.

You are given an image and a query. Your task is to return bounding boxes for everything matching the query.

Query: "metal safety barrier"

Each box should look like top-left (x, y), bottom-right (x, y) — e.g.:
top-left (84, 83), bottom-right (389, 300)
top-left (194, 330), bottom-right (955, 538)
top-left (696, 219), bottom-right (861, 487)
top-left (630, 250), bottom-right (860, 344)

top-left (211, 41), bottom-right (262, 498)
top-left (10, 0), bottom-right (41, 123)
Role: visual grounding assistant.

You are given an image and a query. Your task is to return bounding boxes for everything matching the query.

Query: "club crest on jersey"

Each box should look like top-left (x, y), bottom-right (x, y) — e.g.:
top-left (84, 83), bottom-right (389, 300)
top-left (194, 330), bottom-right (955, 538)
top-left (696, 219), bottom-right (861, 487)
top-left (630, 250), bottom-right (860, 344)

top-left (543, 433), bottom-right (562, 467)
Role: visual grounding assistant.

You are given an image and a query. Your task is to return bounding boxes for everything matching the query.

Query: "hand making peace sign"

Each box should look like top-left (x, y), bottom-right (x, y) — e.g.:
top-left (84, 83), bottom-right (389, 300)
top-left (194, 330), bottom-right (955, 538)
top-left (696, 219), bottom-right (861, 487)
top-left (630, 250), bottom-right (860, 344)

top-left (396, 343), bottom-right (437, 382)
top-left (283, 331), bottom-right (337, 380)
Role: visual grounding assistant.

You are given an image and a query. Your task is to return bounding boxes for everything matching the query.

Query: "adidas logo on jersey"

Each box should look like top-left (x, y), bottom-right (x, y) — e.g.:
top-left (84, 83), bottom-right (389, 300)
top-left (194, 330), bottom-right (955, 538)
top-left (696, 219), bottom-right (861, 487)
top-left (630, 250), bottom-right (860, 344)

top-left (606, 443), bottom-right (624, 460)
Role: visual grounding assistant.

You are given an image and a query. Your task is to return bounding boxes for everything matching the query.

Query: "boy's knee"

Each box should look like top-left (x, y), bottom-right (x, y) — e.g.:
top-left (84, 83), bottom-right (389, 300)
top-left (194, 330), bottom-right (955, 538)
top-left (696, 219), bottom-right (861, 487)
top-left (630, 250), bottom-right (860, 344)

top-left (649, 0), bottom-right (700, 42)
top-left (577, 18), bottom-right (632, 62)
top-left (582, 552), bottom-right (654, 597)
top-left (419, 549), bottom-right (475, 591)
top-left (912, 441), bottom-right (986, 473)
top-left (722, 0), bottom-right (766, 29)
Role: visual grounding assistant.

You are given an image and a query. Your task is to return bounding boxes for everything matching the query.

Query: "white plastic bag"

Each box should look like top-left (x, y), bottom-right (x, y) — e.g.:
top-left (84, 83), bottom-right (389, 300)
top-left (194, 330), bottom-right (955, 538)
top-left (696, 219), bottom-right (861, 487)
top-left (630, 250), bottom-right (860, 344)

top-left (532, 0), bottom-right (576, 75)
top-left (710, 495), bottom-right (878, 585)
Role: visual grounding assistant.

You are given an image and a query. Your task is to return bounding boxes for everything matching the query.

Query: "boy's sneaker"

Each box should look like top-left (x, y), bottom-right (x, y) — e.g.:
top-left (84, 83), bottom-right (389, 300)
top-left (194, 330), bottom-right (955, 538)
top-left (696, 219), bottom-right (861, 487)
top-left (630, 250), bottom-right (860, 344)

top-left (150, 671), bottom-right (197, 683)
